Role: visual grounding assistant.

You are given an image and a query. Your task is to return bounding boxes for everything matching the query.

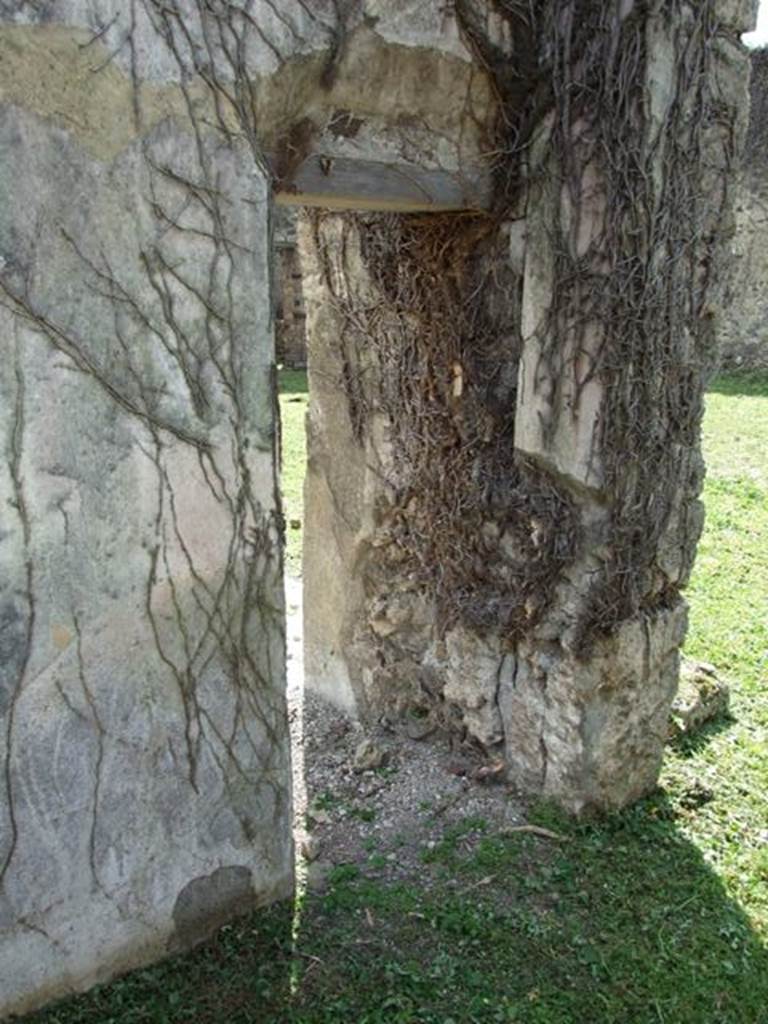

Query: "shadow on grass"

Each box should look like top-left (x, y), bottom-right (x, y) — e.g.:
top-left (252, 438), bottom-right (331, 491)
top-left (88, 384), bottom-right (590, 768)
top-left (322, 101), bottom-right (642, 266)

top-left (669, 712), bottom-right (737, 758)
top-left (278, 368), bottom-right (309, 396)
top-left (707, 372), bottom-right (768, 398)
top-left (22, 790), bottom-right (768, 1024)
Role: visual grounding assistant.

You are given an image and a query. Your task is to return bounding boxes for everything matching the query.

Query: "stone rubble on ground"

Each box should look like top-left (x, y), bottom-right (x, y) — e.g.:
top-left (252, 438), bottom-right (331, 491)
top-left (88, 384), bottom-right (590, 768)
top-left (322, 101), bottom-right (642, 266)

top-left (669, 660), bottom-right (731, 739)
top-left (353, 738), bottom-right (388, 772)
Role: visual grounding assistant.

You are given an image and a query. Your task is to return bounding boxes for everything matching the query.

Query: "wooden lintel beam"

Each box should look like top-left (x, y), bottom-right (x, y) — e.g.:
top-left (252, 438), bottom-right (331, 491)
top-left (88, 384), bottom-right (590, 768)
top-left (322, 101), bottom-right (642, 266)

top-left (273, 154), bottom-right (492, 213)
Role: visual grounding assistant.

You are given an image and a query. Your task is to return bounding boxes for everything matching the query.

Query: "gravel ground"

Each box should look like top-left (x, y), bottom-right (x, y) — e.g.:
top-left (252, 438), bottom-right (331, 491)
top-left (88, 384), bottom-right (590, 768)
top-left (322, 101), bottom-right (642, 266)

top-left (285, 575), bottom-right (529, 892)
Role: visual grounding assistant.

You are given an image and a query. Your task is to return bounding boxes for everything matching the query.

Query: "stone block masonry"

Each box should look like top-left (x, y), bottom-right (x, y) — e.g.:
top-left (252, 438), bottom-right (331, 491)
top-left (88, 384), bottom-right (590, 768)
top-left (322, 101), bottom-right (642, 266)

top-left (0, 0), bottom-right (757, 1016)
top-left (0, 1), bottom-right (500, 1015)
top-left (301, 1), bottom-right (756, 815)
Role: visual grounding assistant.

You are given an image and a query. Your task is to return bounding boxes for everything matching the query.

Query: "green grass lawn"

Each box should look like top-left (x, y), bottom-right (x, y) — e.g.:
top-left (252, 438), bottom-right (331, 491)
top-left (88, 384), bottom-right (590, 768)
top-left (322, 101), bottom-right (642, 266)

top-left (23, 373), bottom-right (768, 1024)
top-left (278, 369), bottom-right (309, 574)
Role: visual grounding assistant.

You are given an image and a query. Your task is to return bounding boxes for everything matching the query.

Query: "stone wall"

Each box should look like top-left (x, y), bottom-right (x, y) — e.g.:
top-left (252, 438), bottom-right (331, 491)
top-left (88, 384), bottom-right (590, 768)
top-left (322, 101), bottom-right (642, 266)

top-left (721, 47), bottom-right (768, 371)
top-left (0, 2), bottom-right (501, 1016)
top-left (0, 0), bottom-right (756, 1015)
top-left (274, 209), bottom-right (308, 369)
top-left (276, 244), bottom-right (308, 368)
top-left (0, 12), bottom-right (291, 1019)
top-left (302, 1), bottom-right (755, 814)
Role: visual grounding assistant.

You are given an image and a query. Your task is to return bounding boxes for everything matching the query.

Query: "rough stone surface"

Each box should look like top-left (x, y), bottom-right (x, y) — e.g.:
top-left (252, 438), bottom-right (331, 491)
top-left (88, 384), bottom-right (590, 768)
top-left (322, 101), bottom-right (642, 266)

top-left (300, 212), bottom-right (383, 717)
top-left (669, 660), bottom-right (731, 739)
top-left (299, 208), bottom-right (690, 815)
top-left (299, 3), bottom-right (750, 818)
top-left (0, 2), bottom-right (753, 1015)
top-left (514, 118), bottom-right (605, 493)
top-left (0, 10), bottom-right (293, 1019)
top-left (720, 0), bottom-right (761, 31)
top-left (352, 738), bottom-right (387, 773)
top-left (723, 187), bottom-right (768, 370)
top-left (443, 629), bottom-right (510, 749)
top-left (275, 210), bottom-right (307, 368)
top-left (721, 48), bottom-right (768, 371)
top-left (0, 3), bottom-right (503, 1016)
top-left (501, 604), bottom-right (688, 812)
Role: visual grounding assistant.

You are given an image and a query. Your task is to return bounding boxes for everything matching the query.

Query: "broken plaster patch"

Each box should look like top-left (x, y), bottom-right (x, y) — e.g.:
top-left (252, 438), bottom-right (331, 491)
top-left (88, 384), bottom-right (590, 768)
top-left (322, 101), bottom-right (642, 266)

top-left (170, 865), bottom-right (255, 954)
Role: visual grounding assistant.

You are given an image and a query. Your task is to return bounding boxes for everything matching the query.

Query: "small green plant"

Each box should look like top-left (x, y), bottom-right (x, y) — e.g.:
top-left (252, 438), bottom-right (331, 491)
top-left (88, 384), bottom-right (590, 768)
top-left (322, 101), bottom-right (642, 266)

top-left (312, 790), bottom-right (337, 812)
top-left (421, 817), bottom-right (489, 866)
top-left (327, 864), bottom-right (360, 886)
top-left (349, 805), bottom-right (376, 823)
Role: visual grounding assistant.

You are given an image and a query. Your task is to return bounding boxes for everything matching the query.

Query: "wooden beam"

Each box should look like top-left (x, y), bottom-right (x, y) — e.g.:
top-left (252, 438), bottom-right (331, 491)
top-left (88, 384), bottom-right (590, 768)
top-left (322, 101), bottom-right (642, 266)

top-left (274, 154), bottom-right (492, 213)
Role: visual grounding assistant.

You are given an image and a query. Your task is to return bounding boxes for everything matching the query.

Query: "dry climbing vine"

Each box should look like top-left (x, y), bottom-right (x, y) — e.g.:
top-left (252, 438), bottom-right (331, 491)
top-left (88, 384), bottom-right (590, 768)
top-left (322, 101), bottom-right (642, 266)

top-left (0, 0), bottom-right (351, 879)
top-left (538, 1), bottom-right (740, 648)
top-left (312, 208), bottom-right (580, 639)
top-left (309, 0), bottom-right (741, 661)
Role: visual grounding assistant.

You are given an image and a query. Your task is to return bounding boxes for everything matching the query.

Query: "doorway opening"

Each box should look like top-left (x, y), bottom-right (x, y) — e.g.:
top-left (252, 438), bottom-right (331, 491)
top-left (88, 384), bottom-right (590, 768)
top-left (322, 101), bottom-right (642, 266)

top-left (272, 203), bottom-right (533, 896)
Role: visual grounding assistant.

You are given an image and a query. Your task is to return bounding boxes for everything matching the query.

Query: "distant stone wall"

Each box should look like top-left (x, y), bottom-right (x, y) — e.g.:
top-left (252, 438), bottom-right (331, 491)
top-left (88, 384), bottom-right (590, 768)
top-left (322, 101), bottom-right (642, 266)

top-left (275, 244), bottom-right (308, 368)
top-left (721, 48), bottom-right (768, 371)
top-left (275, 211), bottom-right (308, 371)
